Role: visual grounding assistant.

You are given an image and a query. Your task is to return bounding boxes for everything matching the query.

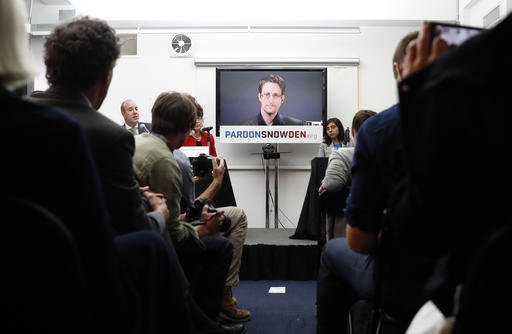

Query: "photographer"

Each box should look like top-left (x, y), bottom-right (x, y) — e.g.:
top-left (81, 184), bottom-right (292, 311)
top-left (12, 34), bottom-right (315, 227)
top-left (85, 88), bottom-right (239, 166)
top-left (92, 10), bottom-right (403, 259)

top-left (174, 100), bottom-right (251, 324)
top-left (133, 91), bottom-right (246, 334)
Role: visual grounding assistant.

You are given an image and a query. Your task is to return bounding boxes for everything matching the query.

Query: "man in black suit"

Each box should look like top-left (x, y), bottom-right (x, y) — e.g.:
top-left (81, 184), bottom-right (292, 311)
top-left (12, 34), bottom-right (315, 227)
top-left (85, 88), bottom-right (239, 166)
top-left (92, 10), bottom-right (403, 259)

top-left (30, 18), bottom-right (168, 238)
top-left (121, 98), bottom-right (152, 134)
top-left (243, 74), bottom-right (305, 126)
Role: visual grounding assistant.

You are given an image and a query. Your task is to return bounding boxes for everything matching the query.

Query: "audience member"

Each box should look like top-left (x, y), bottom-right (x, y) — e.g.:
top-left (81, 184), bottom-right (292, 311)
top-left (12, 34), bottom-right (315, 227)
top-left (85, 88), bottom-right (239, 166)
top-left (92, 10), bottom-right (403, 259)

top-left (29, 16), bottom-right (168, 238)
top-left (121, 98), bottom-right (151, 135)
top-left (243, 74), bottom-right (305, 125)
top-left (182, 100), bottom-right (217, 156)
top-left (317, 117), bottom-right (345, 157)
top-left (1, 3), bottom-right (196, 333)
top-left (175, 133), bottom-right (250, 322)
top-left (133, 91), bottom-right (246, 332)
top-left (319, 110), bottom-right (376, 240)
top-left (174, 149), bottom-right (251, 323)
top-left (316, 30), bottom-right (419, 334)
top-left (396, 16), bottom-right (512, 333)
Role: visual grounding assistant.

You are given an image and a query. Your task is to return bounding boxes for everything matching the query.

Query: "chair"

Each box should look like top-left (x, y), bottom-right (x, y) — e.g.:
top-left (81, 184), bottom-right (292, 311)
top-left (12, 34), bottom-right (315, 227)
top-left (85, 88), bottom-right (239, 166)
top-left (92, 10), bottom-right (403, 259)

top-left (348, 300), bottom-right (407, 334)
top-left (318, 186), bottom-right (350, 240)
top-left (453, 225), bottom-right (512, 333)
top-left (4, 196), bottom-right (89, 333)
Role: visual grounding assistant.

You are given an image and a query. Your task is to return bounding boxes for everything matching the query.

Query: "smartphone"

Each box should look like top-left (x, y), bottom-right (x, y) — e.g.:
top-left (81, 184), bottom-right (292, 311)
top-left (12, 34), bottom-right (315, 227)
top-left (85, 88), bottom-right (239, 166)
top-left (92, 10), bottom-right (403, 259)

top-left (429, 21), bottom-right (484, 48)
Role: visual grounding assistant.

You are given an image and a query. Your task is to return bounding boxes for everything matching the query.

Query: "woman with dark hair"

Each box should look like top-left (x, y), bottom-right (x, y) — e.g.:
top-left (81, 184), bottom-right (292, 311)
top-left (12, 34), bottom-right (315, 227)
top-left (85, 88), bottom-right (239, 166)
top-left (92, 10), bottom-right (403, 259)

top-left (182, 97), bottom-right (217, 156)
top-left (317, 117), bottom-right (344, 157)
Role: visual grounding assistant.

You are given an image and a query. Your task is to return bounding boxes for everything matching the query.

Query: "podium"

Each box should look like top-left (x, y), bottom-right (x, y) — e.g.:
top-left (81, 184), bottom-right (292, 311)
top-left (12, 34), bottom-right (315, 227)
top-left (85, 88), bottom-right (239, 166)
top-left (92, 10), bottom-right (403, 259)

top-left (263, 151), bottom-right (280, 228)
top-left (253, 145), bottom-right (289, 228)
top-left (290, 157), bottom-right (328, 240)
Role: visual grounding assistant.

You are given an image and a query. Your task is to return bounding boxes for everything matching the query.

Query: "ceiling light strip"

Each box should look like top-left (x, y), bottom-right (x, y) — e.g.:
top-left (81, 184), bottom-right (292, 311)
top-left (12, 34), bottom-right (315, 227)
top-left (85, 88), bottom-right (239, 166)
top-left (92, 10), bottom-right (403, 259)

top-left (194, 58), bottom-right (360, 67)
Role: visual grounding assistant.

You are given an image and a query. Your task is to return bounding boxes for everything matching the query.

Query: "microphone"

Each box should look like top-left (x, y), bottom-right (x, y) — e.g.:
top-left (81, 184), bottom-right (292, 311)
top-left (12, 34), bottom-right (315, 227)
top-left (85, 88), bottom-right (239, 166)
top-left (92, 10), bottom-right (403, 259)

top-left (201, 126), bottom-right (213, 132)
top-left (140, 123), bottom-right (150, 133)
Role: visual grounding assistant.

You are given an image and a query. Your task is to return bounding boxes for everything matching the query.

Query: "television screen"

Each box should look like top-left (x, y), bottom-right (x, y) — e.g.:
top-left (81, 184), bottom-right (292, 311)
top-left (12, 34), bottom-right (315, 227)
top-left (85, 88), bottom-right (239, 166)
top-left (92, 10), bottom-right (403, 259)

top-left (216, 68), bottom-right (326, 143)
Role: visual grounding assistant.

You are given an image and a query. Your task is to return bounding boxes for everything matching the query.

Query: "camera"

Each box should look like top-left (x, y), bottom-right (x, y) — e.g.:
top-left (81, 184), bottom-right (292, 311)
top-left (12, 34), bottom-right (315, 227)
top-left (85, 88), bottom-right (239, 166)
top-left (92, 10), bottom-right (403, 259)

top-left (190, 153), bottom-right (213, 177)
top-left (186, 198), bottom-right (231, 232)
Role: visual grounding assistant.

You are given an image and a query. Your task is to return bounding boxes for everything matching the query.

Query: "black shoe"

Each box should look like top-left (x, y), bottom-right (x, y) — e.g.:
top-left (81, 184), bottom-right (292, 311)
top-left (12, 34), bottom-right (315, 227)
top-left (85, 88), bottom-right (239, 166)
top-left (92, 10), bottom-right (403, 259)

top-left (218, 322), bottom-right (247, 334)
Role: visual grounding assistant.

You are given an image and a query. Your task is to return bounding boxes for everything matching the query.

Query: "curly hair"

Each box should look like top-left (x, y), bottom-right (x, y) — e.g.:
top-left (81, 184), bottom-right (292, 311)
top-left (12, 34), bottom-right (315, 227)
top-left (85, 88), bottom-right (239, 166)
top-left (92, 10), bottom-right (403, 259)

top-left (44, 16), bottom-right (120, 90)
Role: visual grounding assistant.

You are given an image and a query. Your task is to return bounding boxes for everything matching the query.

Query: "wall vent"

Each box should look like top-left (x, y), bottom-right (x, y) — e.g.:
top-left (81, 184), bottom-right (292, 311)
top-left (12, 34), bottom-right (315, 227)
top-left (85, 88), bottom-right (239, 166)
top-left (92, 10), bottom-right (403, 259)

top-left (58, 8), bottom-right (75, 21)
top-left (118, 34), bottom-right (138, 56)
top-left (483, 5), bottom-right (500, 28)
top-left (170, 34), bottom-right (193, 57)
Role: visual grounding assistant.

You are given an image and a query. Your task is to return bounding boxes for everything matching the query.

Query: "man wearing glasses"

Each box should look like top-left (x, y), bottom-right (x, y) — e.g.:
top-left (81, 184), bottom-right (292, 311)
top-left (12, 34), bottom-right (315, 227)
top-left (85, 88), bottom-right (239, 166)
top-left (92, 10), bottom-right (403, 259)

top-left (243, 74), bottom-right (305, 126)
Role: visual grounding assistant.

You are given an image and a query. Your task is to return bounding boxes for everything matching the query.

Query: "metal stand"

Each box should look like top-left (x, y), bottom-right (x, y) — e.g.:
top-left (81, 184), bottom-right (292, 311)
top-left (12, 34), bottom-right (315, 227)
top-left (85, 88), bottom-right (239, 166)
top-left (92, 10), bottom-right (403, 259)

top-left (264, 150), bottom-right (280, 229)
top-left (204, 128), bottom-right (212, 155)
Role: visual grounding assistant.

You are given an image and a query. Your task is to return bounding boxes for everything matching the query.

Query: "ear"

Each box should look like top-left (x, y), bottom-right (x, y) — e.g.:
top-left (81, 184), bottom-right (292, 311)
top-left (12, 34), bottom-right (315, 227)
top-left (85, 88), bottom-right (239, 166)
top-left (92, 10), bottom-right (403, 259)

top-left (393, 62), bottom-right (402, 82)
top-left (105, 67), bottom-right (113, 84)
top-left (281, 95), bottom-right (285, 103)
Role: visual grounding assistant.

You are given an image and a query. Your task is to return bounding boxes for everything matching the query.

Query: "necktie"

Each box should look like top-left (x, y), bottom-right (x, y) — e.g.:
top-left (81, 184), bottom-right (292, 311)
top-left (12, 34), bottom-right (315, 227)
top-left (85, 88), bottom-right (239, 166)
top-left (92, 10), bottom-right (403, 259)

top-left (130, 127), bottom-right (137, 135)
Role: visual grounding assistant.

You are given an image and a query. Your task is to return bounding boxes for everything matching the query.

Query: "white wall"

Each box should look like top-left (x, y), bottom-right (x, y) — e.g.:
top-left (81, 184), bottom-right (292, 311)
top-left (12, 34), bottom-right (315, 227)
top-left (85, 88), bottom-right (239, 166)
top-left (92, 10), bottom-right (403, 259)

top-left (30, 2), bottom-right (465, 229)
top-left (459, 0), bottom-right (512, 26)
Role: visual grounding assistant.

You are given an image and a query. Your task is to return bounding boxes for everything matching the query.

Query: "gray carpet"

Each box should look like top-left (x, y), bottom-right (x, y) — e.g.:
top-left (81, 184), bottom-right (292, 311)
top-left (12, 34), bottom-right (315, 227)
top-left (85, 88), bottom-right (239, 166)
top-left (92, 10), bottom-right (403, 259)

top-left (233, 280), bottom-right (317, 334)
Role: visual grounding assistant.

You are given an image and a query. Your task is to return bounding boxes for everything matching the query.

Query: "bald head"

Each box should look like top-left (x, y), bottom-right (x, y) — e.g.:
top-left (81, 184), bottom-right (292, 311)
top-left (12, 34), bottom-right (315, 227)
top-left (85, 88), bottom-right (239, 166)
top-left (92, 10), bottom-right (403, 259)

top-left (120, 99), bottom-right (139, 127)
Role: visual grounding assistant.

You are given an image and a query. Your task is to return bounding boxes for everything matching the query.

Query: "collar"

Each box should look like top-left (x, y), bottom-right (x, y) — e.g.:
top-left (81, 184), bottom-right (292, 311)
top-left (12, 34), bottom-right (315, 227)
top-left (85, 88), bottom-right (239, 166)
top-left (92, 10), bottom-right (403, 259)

top-left (152, 133), bottom-right (173, 151)
top-left (258, 112), bottom-right (282, 125)
top-left (124, 123), bottom-right (137, 130)
top-left (44, 85), bottom-right (94, 109)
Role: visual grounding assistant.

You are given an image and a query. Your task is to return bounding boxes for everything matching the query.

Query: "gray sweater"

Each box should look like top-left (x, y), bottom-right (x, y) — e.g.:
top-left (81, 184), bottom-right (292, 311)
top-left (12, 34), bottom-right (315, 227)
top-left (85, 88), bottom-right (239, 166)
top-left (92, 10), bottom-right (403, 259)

top-left (321, 147), bottom-right (354, 192)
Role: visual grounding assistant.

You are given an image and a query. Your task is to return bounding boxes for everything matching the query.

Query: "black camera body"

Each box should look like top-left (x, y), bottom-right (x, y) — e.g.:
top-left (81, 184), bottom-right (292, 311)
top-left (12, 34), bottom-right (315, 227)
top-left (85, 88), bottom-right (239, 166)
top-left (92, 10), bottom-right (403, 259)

top-left (190, 153), bottom-right (213, 177)
top-left (186, 198), bottom-right (231, 232)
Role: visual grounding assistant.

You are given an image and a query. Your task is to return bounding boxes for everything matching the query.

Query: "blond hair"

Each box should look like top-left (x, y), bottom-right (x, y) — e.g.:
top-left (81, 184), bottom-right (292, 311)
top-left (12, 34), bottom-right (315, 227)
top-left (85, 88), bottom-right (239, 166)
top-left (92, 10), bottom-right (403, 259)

top-left (0, 0), bottom-right (37, 89)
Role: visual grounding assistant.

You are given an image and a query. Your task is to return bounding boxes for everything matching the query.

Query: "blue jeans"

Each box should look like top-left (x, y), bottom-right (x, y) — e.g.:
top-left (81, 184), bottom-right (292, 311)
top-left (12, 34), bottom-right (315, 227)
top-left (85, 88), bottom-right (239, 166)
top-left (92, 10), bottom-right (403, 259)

top-left (316, 237), bottom-right (375, 334)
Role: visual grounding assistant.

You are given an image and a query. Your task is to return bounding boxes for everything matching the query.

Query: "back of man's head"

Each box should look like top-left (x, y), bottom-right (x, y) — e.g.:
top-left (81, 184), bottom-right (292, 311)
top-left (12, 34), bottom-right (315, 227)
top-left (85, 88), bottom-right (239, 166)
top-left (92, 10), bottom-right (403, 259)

top-left (352, 109), bottom-right (377, 132)
top-left (151, 91), bottom-right (197, 135)
top-left (392, 31), bottom-right (419, 80)
top-left (44, 16), bottom-right (120, 90)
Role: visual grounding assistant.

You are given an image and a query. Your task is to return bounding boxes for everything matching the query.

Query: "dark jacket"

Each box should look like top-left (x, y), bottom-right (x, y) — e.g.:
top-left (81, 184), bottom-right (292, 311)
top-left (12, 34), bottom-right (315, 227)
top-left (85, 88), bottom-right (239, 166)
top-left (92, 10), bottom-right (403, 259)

top-left (30, 86), bottom-right (166, 236)
top-left (4, 85), bottom-right (131, 331)
top-left (390, 12), bottom-right (512, 319)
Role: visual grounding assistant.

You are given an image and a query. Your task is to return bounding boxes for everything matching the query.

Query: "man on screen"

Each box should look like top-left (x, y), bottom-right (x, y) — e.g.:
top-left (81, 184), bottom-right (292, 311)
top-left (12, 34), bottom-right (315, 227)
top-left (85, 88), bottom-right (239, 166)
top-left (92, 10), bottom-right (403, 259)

top-left (243, 74), bottom-right (305, 126)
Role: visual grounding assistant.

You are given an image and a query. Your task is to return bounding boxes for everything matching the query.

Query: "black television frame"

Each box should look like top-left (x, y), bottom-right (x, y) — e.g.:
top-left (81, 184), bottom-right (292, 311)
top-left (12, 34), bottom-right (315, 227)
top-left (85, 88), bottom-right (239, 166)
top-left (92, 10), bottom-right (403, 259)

top-left (215, 68), bottom-right (327, 139)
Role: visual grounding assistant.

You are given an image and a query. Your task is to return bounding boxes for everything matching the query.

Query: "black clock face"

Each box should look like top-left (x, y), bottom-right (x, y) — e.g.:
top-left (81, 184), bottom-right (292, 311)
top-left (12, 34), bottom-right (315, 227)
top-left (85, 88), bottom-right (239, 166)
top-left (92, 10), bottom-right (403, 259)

top-left (171, 34), bottom-right (192, 54)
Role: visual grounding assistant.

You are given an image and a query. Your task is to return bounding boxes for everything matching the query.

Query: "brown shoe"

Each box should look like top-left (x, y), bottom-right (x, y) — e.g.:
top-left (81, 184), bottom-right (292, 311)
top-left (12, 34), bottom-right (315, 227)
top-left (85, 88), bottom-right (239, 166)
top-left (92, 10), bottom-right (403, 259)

top-left (219, 286), bottom-right (251, 323)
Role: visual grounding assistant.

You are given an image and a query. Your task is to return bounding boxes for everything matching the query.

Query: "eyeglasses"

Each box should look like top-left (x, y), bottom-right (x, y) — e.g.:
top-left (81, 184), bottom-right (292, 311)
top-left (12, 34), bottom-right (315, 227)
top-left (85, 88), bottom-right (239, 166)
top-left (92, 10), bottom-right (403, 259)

top-left (260, 93), bottom-right (282, 99)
